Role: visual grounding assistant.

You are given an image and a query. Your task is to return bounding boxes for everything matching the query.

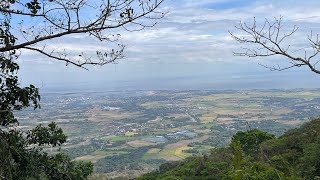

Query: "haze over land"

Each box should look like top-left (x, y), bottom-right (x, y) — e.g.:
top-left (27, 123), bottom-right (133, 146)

top-left (19, 63), bottom-right (320, 92)
top-left (18, 89), bottom-right (320, 178)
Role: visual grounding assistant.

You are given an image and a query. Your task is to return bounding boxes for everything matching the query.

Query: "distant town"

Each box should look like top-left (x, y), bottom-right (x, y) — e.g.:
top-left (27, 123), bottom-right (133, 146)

top-left (17, 89), bottom-right (320, 178)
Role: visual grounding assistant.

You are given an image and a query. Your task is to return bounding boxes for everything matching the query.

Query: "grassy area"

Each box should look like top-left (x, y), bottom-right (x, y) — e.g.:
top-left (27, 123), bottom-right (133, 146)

top-left (199, 123), bottom-right (215, 128)
top-left (194, 145), bottom-right (215, 152)
top-left (110, 136), bottom-right (135, 142)
top-left (147, 148), bottom-right (161, 154)
top-left (199, 113), bottom-right (218, 123)
top-left (141, 101), bottom-right (167, 108)
top-left (159, 149), bottom-right (176, 156)
top-left (125, 132), bottom-right (138, 137)
top-left (272, 91), bottom-right (320, 100)
top-left (175, 146), bottom-right (192, 159)
top-left (94, 150), bottom-right (128, 156)
top-left (127, 140), bottom-right (155, 148)
top-left (74, 150), bottom-right (128, 163)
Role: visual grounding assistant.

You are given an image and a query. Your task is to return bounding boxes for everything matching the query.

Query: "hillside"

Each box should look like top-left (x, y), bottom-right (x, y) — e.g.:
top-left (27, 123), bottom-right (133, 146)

top-left (138, 118), bottom-right (320, 179)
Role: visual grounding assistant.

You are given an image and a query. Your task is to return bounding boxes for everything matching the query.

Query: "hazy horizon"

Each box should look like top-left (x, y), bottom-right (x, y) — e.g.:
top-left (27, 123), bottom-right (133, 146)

top-left (28, 64), bottom-right (320, 93)
top-left (16, 0), bottom-right (320, 92)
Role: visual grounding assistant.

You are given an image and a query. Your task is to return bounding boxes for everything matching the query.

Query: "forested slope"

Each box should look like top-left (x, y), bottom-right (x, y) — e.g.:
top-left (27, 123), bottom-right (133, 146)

top-left (138, 118), bottom-right (320, 179)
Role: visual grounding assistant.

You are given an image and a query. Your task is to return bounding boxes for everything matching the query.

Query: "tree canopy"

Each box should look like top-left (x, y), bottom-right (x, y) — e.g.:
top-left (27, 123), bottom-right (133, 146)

top-left (139, 118), bottom-right (320, 179)
top-left (0, 0), bottom-right (165, 179)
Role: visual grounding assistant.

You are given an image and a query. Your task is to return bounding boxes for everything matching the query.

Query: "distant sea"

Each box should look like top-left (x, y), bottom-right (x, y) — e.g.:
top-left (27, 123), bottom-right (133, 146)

top-left (40, 70), bottom-right (320, 93)
top-left (18, 62), bottom-right (320, 93)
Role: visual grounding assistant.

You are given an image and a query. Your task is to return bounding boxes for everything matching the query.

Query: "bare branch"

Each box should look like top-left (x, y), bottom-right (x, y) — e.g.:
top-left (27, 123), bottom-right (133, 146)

top-left (0, 0), bottom-right (166, 68)
top-left (23, 44), bottom-right (125, 70)
top-left (230, 16), bottom-right (320, 74)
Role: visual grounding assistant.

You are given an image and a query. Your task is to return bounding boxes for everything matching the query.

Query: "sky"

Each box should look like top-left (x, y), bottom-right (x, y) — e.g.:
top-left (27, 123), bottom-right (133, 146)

top-left (16, 0), bottom-right (320, 91)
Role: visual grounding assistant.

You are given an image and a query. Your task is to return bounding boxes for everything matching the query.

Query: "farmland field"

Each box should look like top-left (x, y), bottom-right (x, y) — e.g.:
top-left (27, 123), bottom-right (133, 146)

top-left (17, 89), bottom-right (320, 178)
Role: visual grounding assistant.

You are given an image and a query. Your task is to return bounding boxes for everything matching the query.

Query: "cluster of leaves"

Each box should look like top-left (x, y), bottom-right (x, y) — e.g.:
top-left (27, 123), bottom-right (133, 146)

top-left (120, 8), bottom-right (134, 19)
top-left (0, 58), bottom-right (40, 126)
top-left (0, 1), bottom-right (93, 179)
top-left (0, 55), bottom-right (94, 179)
top-left (0, 123), bottom-right (93, 179)
top-left (138, 118), bottom-right (320, 179)
top-left (25, 0), bottom-right (41, 14)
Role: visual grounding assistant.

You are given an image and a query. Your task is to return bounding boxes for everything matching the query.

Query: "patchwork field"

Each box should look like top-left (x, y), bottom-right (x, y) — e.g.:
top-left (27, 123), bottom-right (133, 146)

top-left (18, 89), bottom-right (320, 178)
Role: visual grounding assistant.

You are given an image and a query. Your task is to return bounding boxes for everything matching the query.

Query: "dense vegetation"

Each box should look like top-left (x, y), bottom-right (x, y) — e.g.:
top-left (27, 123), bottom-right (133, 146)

top-left (95, 146), bottom-right (166, 173)
top-left (138, 118), bottom-right (320, 179)
top-left (0, 1), bottom-right (93, 179)
top-left (0, 28), bottom-right (93, 179)
top-left (1, 0), bottom-right (165, 179)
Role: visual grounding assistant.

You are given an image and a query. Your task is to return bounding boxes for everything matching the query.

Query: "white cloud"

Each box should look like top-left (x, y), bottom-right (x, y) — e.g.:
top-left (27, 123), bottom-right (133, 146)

top-left (20, 0), bottom-right (320, 66)
top-left (16, 0), bottom-right (320, 88)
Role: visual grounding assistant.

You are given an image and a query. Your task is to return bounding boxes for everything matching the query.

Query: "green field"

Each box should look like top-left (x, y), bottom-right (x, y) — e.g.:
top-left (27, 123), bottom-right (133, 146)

top-left (19, 89), bottom-right (320, 178)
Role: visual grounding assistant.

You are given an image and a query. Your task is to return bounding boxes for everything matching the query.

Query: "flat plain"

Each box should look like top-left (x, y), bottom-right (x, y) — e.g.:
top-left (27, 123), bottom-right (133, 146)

top-left (18, 89), bottom-right (320, 178)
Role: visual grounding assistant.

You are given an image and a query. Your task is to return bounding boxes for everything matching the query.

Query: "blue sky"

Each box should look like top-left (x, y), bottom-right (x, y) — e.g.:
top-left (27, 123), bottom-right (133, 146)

top-left (17, 0), bottom-right (320, 91)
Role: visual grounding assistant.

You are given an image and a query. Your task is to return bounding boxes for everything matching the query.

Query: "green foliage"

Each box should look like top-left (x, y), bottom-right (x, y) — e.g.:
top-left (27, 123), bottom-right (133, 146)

top-left (239, 162), bottom-right (286, 180)
top-left (0, 47), bottom-right (40, 126)
top-left (1, 0), bottom-right (41, 126)
top-left (231, 129), bottom-right (275, 157)
top-left (261, 118), bottom-right (320, 179)
top-left (138, 148), bottom-right (233, 180)
top-left (230, 140), bottom-right (243, 180)
top-left (30, 122), bottom-right (67, 146)
top-left (0, 1), bottom-right (93, 179)
top-left (139, 118), bottom-right (320, 180)
top-left (0, 125), bottom-right (93, 179)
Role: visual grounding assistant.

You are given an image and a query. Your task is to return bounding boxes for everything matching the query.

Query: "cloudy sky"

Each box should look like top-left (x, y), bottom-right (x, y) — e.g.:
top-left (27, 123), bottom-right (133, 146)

top-left (17, 0), bottom-right (320, 91)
